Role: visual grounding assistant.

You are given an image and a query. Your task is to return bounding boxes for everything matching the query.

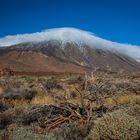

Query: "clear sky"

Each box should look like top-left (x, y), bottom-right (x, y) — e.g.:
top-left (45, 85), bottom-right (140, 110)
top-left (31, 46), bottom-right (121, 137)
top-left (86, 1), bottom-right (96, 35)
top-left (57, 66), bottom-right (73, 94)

top-left (0, 0), bottom-right (140, 45)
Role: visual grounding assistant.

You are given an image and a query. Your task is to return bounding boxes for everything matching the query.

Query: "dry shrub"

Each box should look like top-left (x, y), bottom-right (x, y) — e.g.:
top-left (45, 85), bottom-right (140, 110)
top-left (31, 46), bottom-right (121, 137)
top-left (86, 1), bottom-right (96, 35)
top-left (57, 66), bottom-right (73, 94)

top-left (0, 129), bottom-right (10, 140)
top-left (0, 87), bottom-right (4, 95)
top-left (0, 112), bottom-right (13, 129)
top-left (21, 105), bottom-right (71, 125)
top-left (0, 124), bottom-right (56, 140)
top-left (55, 123), bottom-right (85, 140)
top-left (0, 99), bottom-right (13, 112)
top-left (70, 91), bottom-right (78, 98)
top-left (130, 95), bottom-right (140, 105)
top-left (87, 78), bottom-right (140, 98)
top-left (123, 104), bottom-right (140, 121)
top-left (1, 89), bottom-right (37, 101)
top-left (0, 106), bottom-right (23, 129)
top-left (23, 90), bottom-right (37, 100)
top-left (88, 110), bottom-right (140, 140)
top-left (67, 76), bottom-right (84, 85)
top-left (43, 79), bottom-right (62, 90)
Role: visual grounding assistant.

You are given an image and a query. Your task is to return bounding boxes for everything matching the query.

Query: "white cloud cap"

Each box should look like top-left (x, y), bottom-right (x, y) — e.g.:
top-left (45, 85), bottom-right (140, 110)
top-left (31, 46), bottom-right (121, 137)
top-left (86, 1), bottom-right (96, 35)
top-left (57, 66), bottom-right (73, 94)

top-left (0, 27), bottom-right (140, 62)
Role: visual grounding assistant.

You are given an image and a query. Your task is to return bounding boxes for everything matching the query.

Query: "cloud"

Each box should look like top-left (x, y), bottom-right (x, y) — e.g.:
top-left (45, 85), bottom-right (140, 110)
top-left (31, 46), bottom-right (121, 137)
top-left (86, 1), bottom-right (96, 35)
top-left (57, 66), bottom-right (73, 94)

top-left (0, 27), bottom-right (140, 61)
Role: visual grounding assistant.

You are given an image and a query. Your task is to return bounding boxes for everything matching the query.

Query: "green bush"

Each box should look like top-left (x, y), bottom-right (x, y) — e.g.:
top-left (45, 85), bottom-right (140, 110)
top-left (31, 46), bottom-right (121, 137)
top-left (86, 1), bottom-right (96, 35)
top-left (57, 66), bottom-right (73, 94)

top-left (88, 110), bottom-right (140, 140)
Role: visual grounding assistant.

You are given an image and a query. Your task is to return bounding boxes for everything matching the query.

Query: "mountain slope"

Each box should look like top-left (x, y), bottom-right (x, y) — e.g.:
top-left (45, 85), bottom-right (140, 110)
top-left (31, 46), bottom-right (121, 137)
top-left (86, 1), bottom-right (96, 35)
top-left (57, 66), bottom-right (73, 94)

top-left (0, 28), bottom-right (140, 74)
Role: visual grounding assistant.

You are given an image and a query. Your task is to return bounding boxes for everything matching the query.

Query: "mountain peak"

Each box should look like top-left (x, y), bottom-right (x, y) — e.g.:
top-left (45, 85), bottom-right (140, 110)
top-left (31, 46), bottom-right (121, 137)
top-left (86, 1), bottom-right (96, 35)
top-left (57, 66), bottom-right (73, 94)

top-left (0, 27), bottom-right (97, 47)
top-left (0, 27), bottom-right (140, 62)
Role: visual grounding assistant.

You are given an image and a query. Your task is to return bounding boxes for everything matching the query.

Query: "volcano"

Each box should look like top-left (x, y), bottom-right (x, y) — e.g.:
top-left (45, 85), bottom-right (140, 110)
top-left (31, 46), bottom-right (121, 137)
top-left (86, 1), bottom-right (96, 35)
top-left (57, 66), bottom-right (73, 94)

top-left (0, 28), bottom-right (140, 74)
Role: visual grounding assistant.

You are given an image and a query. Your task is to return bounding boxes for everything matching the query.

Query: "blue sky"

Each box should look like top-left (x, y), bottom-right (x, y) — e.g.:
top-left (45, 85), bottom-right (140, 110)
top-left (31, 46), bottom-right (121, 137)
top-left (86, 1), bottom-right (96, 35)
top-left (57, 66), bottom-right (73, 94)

top-left (0, 0), bottom-right (140, 45)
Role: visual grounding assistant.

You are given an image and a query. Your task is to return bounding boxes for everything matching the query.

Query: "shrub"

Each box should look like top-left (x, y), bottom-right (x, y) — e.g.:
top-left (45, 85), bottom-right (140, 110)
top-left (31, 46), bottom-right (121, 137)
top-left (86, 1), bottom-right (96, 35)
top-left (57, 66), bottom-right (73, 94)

top-left (11, 128), bottom-right (56, 140)
top-left (43, 79), bottom-right (60, 90)
top-left (55, 123), bottom-right (85, 140)
top-left (21, 105), bottom-right (71, 125)
top-left (0, 87), bottom-right (3, 95)
top-left (23, 90), bottom-right (37, 100)
top-left (1, 89), bottom-right (36, 101)
top-left (0, 112), bottom-right (13, 129)
top-left (88, 110), bottom-right (140, 140)
top-left (0, 99), bottom-right (13, 112)
top-left (124, 104), bottom-right (140, 121)
top-left (70, 91), bottom-right (78, 98)
top-left (0, 126), bottom-right (56, 140)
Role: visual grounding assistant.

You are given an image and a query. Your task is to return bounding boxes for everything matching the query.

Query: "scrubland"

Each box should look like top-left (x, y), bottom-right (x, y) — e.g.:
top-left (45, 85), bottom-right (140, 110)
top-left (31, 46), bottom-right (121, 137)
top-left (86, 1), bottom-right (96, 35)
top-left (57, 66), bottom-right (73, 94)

top-left (0, 72), bottom-right (140, 140)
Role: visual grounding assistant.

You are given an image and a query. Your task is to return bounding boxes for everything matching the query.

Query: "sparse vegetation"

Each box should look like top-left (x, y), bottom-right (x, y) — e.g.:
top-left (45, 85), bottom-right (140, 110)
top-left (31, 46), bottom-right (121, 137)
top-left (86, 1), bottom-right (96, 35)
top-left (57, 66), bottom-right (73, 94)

top-left (0, 72), bottom-right (140, 140)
